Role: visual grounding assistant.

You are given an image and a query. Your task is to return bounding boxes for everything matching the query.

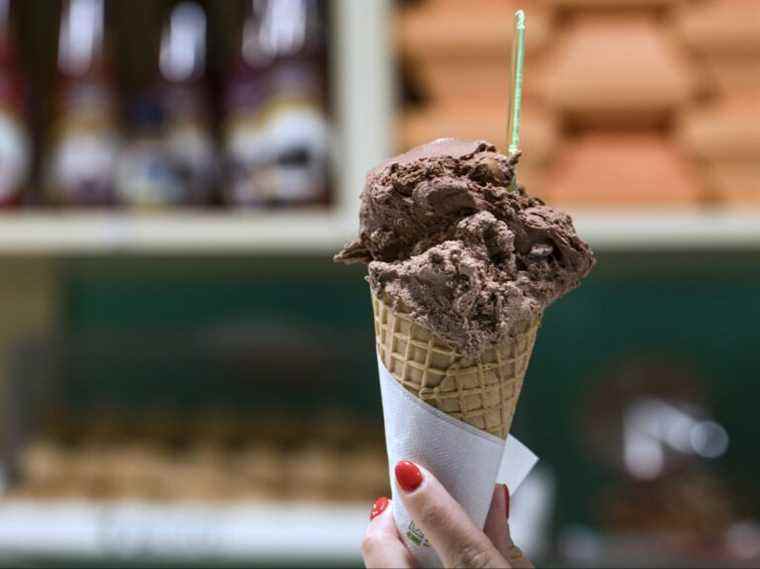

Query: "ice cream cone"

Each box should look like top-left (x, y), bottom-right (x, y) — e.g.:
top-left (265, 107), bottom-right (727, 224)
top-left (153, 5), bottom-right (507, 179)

top-left (372, 292), bottom-right (540, 440)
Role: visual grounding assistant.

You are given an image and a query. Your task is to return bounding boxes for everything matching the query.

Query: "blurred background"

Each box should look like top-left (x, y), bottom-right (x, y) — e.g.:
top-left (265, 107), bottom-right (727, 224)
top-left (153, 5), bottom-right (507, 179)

top-left (0, 0), bottom-right (758, 566)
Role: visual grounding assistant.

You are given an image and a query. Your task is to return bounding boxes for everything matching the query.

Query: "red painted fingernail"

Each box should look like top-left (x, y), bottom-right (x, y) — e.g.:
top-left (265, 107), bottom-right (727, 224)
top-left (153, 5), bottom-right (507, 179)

top-left (503, 484), bottom-right (511, 519)
top-left (370, 497), bottom-right (389, 520)
top-left (395, 460), bottom-right (424, 492)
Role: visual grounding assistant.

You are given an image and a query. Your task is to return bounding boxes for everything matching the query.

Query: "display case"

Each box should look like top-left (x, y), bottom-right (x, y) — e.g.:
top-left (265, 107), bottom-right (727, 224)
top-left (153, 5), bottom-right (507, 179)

top-left (1, 1), bottom-right (759, 567)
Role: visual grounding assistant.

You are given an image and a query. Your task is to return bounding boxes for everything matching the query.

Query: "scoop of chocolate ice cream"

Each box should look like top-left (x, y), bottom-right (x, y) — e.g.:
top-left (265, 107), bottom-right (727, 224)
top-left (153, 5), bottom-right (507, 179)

top-left (335, 138), bottom-right (595, 356)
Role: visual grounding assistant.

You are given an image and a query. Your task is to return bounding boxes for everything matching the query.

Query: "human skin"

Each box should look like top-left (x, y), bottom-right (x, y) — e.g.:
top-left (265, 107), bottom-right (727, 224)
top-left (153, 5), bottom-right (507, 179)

top-left (362, 461), bottom-right (532, 568)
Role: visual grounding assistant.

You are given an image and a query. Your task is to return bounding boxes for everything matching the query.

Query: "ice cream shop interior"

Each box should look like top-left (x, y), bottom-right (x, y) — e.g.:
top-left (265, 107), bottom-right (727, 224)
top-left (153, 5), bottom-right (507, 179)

top-left (0, 0), bottom-right (759, 567)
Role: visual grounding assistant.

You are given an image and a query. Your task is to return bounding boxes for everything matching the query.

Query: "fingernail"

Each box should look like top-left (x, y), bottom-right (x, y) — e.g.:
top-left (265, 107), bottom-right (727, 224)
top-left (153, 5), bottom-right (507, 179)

top-left (370, 497), bottom-right (389, 520)
top-left (395, 460), bottom-right (424, 492)
top-left (503, 484), bottom-right (510, 519)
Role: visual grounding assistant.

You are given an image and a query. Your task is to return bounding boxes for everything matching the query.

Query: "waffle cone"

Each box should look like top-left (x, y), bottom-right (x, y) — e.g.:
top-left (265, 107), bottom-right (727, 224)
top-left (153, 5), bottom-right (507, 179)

top-left (372, 293), bottom-right (541, 440)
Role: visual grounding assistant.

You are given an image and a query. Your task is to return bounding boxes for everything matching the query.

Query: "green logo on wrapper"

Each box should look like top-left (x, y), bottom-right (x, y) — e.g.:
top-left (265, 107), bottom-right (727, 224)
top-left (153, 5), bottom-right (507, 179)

top-left (406, 521), bottom-right (430, 547)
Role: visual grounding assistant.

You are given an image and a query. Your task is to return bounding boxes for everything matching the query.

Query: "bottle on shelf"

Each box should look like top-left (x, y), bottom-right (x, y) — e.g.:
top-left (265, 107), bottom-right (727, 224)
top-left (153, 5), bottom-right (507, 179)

top-left (223, 0), bottom-right (331, 209)
top-left (46, 0), bottom-right (121, 207)
top-left (116, 1), bottom-right (216, 208)
top-left (115, 97), bottom-right (182, 208)
top-left (0, 0), bottom-right (30, 207)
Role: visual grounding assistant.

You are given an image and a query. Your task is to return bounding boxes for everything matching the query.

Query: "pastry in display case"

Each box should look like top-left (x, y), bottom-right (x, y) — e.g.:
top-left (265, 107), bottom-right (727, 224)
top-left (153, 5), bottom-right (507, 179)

top-left (7, 412), bottom-right (389, 504)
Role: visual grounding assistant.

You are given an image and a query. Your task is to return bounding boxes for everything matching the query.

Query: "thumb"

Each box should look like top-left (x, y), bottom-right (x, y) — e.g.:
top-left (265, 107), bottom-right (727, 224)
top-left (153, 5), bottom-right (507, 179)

top-left (483, 485), bottom-right (511, 555)
top-left (503, 486), bottom-right (533, 569)
top-left (504, 526), bottom-right (532, 569)
top-left (484, 485), bottom-right (533, 568)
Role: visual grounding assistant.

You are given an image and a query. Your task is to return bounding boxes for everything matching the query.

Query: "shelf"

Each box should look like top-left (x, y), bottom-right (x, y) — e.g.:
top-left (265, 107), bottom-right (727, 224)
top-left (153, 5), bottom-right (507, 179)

top-left (0, 211), bottom-right (357, 255)
top-left (571, 209), bottom-right (760, 251)
top-left (0, 476), bottom-right (546, 564)
top-left (0, 500), bottom-right (368, 563)
top-left (0, 210), bottom-right (758, 256)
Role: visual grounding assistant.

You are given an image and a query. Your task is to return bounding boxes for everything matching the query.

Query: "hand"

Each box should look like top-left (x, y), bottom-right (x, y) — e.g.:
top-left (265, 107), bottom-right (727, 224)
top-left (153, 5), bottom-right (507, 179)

top-left (362, 460), bottom-right (532, 568)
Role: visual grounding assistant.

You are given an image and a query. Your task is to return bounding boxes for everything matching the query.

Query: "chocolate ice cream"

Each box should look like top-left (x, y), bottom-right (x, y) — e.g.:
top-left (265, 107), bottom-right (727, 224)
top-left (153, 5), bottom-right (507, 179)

top-left (335, 138), bottom-right (595, 356)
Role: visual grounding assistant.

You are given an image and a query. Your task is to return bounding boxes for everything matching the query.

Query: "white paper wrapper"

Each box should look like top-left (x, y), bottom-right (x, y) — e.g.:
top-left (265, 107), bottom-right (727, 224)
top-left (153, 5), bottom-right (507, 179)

top-left (378, 356), bottom-right (538, 568)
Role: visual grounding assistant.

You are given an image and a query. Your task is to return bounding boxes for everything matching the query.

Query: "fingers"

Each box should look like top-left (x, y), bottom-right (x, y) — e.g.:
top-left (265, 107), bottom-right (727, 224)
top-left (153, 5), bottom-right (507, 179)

top-left (499, 485), bottom-right (534, 569)
top-left (362, 497), bottom-right (416, 569)
top-left (484, 485), bottom-right (511, 556)
top-left (395, 461), bottom-right (509, 569)
top-left (504, 534), bottom-right (533, 569)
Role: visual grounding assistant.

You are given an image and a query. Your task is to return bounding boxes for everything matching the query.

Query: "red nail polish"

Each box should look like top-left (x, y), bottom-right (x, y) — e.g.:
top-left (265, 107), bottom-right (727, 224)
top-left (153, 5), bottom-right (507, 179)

top-left (370, 497), bottom-right (389, 520)
top-left (395, 460), bottom-right (423, 492)
top-left (503, 484), bottom-right (511, 519)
